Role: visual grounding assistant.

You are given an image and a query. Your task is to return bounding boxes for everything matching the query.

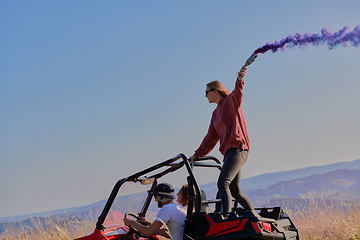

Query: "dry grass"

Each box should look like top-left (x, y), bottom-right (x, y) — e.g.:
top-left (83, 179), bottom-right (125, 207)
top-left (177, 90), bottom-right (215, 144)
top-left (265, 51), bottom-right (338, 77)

top-left (289, 198), bottom-right (360, 240)
top-left (0, 215), bottom-right (94, 240)
top-left (2, 199), bottom-right (360, 240)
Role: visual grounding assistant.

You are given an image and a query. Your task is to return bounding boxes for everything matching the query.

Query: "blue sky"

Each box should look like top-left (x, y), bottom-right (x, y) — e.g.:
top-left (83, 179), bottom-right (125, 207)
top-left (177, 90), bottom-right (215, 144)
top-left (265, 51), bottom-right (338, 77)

top-left (1, 0), bottom-right (359, 218)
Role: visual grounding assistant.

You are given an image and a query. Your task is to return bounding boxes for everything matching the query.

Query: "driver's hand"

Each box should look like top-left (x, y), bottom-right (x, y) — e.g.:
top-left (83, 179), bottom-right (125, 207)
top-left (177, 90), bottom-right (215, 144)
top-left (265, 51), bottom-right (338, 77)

top-left (123, 217), bottom-right (134, 227)
top-left (156, 227), bottom-right (171, 239)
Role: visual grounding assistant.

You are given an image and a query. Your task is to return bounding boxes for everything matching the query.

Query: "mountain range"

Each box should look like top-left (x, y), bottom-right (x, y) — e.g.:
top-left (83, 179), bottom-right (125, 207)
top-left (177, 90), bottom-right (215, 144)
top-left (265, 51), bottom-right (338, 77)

top-left (245, 168), bottom-right (360, 206)
top-left (201, 158), bottom-right (360, 191)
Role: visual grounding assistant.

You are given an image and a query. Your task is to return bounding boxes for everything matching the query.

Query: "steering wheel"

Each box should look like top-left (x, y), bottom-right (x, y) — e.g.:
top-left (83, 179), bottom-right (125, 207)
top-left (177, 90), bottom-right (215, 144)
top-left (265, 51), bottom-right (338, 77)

top-left (124, 212), bottom-right (149, 239)
top-left (125, 212), bottom-right (141, 220)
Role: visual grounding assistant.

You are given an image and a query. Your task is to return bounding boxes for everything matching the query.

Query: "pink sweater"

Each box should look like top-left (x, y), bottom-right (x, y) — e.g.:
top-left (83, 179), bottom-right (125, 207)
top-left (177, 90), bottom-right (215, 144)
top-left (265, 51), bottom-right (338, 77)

top-left (194, 78), bottom-right (250, 158)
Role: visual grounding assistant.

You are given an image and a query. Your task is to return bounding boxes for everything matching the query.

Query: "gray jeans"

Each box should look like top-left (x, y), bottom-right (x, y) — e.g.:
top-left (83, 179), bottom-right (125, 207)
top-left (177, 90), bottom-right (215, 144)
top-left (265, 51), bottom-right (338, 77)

top-left (216, 147), bottom-right (254, 213)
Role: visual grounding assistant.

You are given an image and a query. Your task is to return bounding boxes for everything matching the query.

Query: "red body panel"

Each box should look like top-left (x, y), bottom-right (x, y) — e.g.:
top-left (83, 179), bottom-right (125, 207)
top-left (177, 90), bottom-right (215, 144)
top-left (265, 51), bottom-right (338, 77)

top-left (74, 229), bottom-right (108, 240)
top-left (204, 214), bottom-right (248, 237)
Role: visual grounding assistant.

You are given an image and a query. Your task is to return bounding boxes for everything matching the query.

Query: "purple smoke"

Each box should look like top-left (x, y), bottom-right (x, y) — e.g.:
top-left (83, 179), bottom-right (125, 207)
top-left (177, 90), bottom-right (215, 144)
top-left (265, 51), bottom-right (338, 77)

top-left (254, 25), bottom-right (360, 54)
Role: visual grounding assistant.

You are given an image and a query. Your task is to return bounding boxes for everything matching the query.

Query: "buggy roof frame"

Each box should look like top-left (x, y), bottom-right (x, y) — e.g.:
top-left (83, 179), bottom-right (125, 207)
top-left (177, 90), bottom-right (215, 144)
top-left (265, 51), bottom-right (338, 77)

top-left (96, 153), bottom-right (222, 230)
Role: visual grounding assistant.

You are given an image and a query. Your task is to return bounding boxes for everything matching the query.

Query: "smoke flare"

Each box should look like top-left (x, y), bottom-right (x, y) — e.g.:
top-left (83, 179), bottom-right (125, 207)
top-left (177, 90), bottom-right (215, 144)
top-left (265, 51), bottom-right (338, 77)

top-left (254, 25), bottom-right (360, 54)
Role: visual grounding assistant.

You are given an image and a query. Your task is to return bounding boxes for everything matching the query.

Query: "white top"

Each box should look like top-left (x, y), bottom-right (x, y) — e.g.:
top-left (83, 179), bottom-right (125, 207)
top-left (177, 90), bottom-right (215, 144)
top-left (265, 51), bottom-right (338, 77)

top-left (155, 203), bottom-right (187, 240)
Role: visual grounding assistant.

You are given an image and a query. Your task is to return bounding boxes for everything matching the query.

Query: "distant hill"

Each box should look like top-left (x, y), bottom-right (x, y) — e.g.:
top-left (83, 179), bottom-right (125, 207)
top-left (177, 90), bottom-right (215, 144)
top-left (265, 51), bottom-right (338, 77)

top-left (245, 168), bottom-right (360, 206)
top-left (200, 158), bottom-right (360, 192)
top-left (202, 168), bottom-right (360, 205)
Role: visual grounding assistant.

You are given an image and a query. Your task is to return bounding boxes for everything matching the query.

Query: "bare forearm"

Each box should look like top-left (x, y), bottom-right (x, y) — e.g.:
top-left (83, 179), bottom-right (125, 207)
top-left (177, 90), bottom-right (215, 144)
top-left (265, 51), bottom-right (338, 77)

top-left (124, 219), bottom-right (163, 237)
top-left (133, 222), bottom-right (156, 237)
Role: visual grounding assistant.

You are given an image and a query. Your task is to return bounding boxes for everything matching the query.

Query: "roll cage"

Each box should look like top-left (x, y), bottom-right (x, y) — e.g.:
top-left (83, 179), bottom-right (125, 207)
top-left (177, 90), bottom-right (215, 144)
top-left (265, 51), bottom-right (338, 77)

top-left (95, 153), bottom-right (222, 231)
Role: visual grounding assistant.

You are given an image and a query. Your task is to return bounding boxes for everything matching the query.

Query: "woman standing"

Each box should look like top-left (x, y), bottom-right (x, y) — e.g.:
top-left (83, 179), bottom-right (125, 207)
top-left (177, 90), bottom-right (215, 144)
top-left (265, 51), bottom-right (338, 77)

top-left (190, 66), bottom-right (254, 215)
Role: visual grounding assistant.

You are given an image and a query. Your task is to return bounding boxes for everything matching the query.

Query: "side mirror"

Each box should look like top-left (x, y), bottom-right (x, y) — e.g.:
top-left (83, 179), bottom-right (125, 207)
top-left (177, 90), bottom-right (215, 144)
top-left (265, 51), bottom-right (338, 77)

top-left (141, 178), bottom-right (155, 185)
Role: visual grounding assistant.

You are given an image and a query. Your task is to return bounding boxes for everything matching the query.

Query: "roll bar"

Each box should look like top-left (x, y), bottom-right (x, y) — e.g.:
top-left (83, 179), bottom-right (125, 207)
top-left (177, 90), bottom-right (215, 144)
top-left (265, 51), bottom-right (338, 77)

top-left (95, 154), bottom-right (222, 230)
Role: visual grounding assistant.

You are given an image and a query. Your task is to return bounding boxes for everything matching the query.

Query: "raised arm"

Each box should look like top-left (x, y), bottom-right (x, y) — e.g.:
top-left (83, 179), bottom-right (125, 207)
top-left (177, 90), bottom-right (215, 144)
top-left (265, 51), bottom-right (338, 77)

top-left (237, 66), bottom-right (247, 81)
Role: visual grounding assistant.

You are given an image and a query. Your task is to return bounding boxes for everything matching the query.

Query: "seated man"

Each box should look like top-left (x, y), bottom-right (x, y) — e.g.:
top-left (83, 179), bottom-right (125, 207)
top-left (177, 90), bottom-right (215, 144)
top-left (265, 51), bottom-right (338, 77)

top-left (123, 183), bottom-right (187, 240)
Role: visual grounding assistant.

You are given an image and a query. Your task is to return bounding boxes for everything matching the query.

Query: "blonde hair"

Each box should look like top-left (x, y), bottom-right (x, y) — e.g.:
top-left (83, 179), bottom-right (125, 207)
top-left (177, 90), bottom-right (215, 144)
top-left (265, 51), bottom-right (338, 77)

top-left (207, 80), bottom-right (230, 97)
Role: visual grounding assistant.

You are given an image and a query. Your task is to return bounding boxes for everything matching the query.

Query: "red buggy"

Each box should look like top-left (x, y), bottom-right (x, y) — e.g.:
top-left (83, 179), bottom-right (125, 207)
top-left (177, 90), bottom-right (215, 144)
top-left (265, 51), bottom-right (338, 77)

top-left (75, 154), bottom-right (299, 240)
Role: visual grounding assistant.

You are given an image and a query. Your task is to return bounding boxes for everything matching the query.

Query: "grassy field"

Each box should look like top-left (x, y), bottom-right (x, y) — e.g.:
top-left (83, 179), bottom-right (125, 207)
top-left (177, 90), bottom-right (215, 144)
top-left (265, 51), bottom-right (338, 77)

top-left (289, 199), bottom-right (360, 240)
top-left (2, 199), bottom-right (360, 240)
top-left (0, 216), bottom-right (94, 240)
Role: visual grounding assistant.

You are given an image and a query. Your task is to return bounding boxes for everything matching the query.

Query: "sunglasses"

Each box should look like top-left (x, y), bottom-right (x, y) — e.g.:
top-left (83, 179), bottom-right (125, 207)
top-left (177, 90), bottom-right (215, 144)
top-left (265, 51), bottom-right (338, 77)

top-left (205, 89), bottom-right (215, 96)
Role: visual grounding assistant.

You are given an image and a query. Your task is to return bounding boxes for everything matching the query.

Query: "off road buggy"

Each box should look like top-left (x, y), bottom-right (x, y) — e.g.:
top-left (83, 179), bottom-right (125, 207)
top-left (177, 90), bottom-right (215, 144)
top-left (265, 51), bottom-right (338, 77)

top-left (74, 154), bottom-right (299, 240)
